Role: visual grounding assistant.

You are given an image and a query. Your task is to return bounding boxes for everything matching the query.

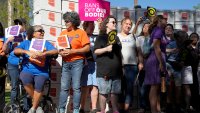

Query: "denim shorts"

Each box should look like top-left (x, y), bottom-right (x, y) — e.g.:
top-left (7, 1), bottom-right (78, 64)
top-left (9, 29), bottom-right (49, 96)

top-left (96, 77), bottom-right (121, 94)
top-left (173, 71), bottom-right (182, 86)
top-left (166, 63), bottom-right (181, 86)
top-left (81, 61), bottom-right (97, 86)
top-left (181, 66), bottom-right (193, 84)
top-left (20, 71), bottom-right (48, 92)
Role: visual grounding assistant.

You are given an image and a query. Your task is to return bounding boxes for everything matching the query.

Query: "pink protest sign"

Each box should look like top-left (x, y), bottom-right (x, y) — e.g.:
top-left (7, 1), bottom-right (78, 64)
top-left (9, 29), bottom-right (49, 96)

top-left (79, 0), bottom-right (110, 21)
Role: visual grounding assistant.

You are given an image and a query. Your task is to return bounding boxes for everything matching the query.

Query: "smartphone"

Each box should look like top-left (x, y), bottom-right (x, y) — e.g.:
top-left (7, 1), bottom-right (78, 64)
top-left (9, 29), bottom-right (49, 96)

top-left (141, 16), bottom-right (147, 21)
top-left (141, 11), bottom-right (148, 21)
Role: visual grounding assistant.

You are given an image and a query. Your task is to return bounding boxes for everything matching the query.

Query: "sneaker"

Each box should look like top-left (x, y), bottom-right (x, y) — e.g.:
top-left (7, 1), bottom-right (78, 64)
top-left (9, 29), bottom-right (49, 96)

top-left (73, 109), bottom-right (80, 113)
top-left (59, 108), bottom-right (65, 113)
top-left (119, 109), bottom-right (125, 113)
top-left (90, 109), bottom-right (99, 113)
top-left (36, 107), bottom-right (44, 113)
top-left (138, 109), bottom-right (145, 113)
top-left (28, 108), bottom-right (36, 113)
top-left (113, 111), bottom-right (120, 113)
top-left (186, 106), bottom-right (196, 113)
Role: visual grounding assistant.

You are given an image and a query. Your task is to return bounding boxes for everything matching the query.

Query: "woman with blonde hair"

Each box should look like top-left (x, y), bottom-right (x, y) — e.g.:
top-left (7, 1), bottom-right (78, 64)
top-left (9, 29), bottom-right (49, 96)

top-left (117, 17), bottom-right (143, 113)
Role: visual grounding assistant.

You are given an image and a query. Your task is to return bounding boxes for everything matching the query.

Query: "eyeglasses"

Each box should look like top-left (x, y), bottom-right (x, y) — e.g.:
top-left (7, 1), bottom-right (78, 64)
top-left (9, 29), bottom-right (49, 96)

top-left (108, 21), bottom-right (116, 24)
top-left (35, 29), bottom-right (45, 33)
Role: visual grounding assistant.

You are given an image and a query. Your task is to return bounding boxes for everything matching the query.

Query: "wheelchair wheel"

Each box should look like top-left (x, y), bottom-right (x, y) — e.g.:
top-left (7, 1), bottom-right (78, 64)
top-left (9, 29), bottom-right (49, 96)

top-left (3, 102), bottom-right (20, 113)
top-left (42, 100), bottom-right (58, 113)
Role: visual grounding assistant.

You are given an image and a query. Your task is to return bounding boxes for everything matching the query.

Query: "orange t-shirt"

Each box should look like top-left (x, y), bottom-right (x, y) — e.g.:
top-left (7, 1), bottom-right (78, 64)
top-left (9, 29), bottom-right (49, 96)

top-left (60, 28), bottom-right (90, 62)
top-left (0, 40), bottom-right (4, 55)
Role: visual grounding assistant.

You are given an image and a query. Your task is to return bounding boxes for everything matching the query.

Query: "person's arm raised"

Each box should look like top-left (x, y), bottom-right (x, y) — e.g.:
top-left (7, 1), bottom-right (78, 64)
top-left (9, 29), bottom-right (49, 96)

top-left (132, 17), bottom-right (142, 34)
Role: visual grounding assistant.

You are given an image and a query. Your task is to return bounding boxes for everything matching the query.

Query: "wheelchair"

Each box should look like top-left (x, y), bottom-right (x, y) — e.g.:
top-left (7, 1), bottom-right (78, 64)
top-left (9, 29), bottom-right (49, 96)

top-left (3, 56), bottom-right (58, 113)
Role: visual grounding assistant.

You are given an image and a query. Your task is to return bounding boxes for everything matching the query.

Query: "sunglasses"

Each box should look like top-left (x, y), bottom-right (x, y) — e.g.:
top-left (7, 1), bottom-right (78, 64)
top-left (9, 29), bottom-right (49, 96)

top-left (35, 29), bottom-right (45, 33)
top-left (108, 21), bottom-right (116, 24)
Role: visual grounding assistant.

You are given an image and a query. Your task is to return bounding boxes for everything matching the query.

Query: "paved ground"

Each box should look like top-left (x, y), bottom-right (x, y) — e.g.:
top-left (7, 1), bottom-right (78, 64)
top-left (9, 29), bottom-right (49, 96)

top-left (6, 84), bottom-right (149, 113)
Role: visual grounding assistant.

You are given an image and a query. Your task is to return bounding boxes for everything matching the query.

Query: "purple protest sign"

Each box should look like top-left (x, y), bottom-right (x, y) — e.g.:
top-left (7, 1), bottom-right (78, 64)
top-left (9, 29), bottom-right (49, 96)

top-left (79, 0), bottom-right (110, 21)
top-left (30, 39), bottom-right (45, 52)
top-left (8, 25), bottom-right (20, 36)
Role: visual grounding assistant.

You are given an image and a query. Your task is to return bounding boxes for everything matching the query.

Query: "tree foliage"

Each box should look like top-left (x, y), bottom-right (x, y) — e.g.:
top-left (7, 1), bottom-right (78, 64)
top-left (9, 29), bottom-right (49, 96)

top-left (0, 0), bottom-right (8, 28)
top-left (10, 0), bottom-right (31, 27)
top-left (0, 0), bottom-right (31, 28)
top-left (193, 3), bottom-right (200, 10)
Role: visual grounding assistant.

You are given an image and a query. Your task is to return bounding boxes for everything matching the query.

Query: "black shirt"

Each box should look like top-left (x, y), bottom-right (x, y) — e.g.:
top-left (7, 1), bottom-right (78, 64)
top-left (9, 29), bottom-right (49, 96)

top-left (179, 45), bottom-right (198, 66)
top-left (94, 34), bottom-right (123, 78)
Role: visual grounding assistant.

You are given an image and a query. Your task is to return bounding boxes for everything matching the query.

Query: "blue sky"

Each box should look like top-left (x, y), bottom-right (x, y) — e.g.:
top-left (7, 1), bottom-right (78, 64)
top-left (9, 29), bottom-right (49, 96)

top-left (108, 0), bottom-right (200, 10)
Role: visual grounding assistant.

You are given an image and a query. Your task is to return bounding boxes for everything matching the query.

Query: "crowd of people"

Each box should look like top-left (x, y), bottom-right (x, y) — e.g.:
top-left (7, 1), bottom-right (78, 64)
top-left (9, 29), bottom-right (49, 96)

top-left (0, 10), bottom-right (200, 113)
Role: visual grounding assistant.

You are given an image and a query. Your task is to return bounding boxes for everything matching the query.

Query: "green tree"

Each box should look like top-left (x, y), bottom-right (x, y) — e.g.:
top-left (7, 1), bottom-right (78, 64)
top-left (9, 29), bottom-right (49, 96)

top-left (193, 3), bottom-right (200, 10)
top-left (0, 0), bottom-right (8, 28)
top-left (10, 0), bottom-right (31, 27)
top-left (0, 0), bottom-right (31, 28)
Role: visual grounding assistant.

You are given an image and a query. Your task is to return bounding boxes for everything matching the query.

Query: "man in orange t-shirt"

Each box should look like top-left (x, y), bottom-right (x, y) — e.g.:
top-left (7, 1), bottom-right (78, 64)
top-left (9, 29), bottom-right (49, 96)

top-left (58, 11), bottom-right (90, 113)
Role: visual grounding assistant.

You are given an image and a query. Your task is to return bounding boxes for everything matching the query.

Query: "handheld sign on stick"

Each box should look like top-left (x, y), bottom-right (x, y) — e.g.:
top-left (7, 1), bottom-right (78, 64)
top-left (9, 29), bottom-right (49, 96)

top-left (107, 30), bottom-right (117, 45)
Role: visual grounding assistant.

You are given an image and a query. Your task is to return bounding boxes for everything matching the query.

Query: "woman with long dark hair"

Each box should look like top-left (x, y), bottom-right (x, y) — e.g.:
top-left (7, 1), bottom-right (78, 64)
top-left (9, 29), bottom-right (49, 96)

top-left (117, 17), bottom-right (143, 113)
top-left (144, 15), bottom-right (167, 113)
top-left (136, 22), bottom-right (151, 113)
top-left (188, 32), bottom-right (199, 111)
top-left (94, 15), bottom-right (123, 113)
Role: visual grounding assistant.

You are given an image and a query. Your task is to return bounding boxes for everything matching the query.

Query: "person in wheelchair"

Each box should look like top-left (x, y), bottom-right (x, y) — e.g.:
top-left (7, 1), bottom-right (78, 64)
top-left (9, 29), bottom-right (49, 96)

top-left (14, 25), bottom-right (58, 113)
top-left (0, 22), bottom-right (7, 112)
top-left (2, 18), bottom-right (29, 112)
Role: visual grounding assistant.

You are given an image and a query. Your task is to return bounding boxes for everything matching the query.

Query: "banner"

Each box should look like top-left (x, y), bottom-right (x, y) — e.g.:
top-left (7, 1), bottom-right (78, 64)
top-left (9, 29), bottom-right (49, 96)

top-left (79, 0), bottom-right (110, 21)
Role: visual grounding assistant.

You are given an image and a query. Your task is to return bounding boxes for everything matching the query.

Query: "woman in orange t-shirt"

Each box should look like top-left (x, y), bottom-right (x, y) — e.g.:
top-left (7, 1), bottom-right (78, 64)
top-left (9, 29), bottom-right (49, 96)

top-left (58, 11), bottom-right (90, 113)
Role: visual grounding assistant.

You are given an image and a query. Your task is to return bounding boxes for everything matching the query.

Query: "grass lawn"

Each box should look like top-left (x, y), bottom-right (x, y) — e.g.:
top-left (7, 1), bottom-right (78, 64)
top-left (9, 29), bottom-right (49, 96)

top-left (5, 89), bottom-right (10, 104)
